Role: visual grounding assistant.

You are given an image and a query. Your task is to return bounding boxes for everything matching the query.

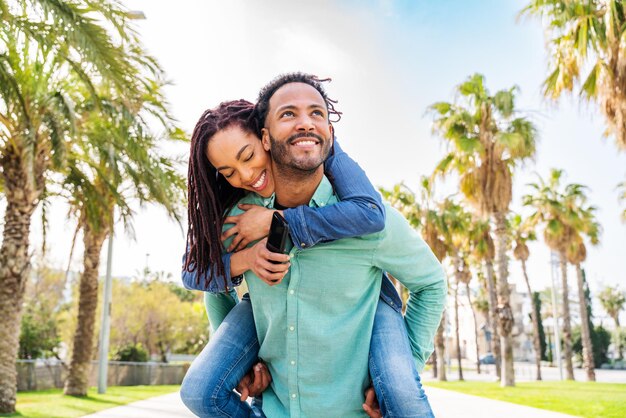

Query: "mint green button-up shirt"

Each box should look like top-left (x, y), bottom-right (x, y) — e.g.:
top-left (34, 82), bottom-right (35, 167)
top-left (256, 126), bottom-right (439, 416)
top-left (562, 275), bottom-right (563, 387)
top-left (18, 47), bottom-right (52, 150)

top-left (205, 176), bottom-right (447, 418)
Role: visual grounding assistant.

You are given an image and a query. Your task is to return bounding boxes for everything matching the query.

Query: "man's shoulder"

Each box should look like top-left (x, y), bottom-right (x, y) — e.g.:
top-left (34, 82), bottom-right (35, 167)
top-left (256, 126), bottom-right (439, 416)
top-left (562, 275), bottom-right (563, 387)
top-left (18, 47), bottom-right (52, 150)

top-left (380, 203), bottom-right (421, 239)
top-left (225, 192), bottom-right (263, 217)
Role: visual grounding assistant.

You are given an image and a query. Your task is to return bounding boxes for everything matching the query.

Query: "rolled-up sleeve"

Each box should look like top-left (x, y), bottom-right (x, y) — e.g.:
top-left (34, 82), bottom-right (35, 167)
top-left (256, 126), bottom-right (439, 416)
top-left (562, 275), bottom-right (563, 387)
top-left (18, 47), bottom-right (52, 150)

top-left (181, 250), bottom-right (243, 293)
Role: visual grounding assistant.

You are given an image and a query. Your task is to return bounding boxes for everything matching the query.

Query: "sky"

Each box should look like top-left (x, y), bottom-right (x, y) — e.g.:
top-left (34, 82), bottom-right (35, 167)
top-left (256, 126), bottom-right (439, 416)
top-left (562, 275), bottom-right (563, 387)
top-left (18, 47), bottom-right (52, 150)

top-left (5, 0), bottom-right (624, 323)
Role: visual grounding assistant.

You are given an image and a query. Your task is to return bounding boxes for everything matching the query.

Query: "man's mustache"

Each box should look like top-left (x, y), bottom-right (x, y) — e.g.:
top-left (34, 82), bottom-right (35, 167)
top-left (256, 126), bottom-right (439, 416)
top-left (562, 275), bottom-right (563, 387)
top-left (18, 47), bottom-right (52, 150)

top-left (287, 132), bottom-right (325, 144)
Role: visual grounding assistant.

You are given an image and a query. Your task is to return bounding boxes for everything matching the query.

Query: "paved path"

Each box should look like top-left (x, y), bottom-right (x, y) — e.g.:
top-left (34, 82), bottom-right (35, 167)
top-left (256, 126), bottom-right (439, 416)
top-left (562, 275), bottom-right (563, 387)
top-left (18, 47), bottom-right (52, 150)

top-left (82, 388), bottom-right (579, 417)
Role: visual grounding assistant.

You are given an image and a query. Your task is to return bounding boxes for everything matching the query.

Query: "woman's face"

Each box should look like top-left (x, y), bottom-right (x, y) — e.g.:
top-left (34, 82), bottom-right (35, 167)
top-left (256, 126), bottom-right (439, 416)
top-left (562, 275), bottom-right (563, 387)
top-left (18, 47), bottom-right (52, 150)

top-left (206, 125), bottom-right (275, 197)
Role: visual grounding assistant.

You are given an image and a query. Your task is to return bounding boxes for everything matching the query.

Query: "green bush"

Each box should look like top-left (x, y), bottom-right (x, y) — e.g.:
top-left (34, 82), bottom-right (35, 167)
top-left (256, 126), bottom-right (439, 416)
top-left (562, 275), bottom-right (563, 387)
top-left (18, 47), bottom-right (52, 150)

top-left (113, 343), bottom-right (149, 362)
top-left (572, 324), bottom-right (611, 366)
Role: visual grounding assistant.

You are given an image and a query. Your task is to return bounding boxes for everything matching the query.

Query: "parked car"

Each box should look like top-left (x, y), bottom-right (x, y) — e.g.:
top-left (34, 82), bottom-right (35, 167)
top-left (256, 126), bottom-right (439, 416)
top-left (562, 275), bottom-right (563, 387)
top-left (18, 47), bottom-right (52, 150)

top-left (479, 353), bottom-right (495, 365)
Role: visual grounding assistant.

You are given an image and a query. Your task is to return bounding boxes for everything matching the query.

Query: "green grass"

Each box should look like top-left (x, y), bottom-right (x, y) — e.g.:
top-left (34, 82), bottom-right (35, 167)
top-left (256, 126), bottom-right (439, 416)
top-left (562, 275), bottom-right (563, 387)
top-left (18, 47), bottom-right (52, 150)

top-left (0, 385), bottom-right (180, 418)
top-left (427, 381), bottom-right (626, 418)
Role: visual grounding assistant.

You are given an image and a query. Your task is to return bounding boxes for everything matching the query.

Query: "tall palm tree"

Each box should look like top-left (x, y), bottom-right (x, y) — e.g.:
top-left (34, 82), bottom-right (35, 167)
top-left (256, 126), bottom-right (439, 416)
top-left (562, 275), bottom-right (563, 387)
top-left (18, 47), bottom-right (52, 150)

top-left (510, 213), bottom-right (543, 380)
top-left (0, 1), bottom-right (144, 411)
top-left (598, 285), bottom-right (625, 328)
top-left (524, 168), bottom-right (591, 380)
top-left (381, 179), bottom-right (449, 380)
top-left (598, 285), bottom-right (625, 359)
top-left (565, 202), bottom-right (601, 381)
top-left (61, 83), bottom-right (185, 396)
top-left (468, 218), bottom-right (501, 378)
top-left (521, 0), bottom-right (626, 151)
top-left (429, 73), bottom-right (537, 386)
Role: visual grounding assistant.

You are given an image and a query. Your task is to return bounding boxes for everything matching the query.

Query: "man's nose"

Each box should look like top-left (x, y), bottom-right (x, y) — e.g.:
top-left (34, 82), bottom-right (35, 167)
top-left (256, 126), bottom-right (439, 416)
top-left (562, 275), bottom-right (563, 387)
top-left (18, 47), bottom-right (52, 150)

top-left (296, 115), bottom-right (315, 132)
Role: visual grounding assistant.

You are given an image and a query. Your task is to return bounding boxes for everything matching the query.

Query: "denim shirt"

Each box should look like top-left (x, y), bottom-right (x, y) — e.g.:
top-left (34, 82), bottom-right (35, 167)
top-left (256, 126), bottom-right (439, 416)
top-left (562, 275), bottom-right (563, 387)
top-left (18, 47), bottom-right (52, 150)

top-left (181, 140), bottom-right (402, 311)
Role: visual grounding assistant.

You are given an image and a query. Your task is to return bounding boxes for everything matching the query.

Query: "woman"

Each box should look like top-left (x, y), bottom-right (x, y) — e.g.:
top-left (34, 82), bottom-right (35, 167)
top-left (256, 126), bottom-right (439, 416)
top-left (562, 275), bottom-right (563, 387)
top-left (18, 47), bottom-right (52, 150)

top-left (180, 98), bottom-right (433, 418)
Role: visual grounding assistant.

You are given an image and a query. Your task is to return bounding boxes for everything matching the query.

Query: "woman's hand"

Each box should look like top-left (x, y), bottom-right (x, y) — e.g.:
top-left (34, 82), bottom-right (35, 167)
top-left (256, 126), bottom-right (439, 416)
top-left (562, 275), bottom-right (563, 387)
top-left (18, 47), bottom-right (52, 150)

top-left (244, 238), bottom-right (290, 285)
top-left (237, 362), bottom-right (272, 401)
top-left (362, 386), bottom-right (382, 418)
top-left (222, 205), bottom-right (275, 252)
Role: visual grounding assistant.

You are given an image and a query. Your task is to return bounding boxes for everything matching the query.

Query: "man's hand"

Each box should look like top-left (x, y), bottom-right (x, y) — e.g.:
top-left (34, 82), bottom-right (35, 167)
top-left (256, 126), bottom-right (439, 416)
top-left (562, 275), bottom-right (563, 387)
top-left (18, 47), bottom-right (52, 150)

top-left (362, 386), bottom-right (382, 418)
top-left (245, 238), bottom-right (290, 285)
top-left (236, 362), bottom-right (272, 401)
top-left (222, 205), bottom-right (275, 252)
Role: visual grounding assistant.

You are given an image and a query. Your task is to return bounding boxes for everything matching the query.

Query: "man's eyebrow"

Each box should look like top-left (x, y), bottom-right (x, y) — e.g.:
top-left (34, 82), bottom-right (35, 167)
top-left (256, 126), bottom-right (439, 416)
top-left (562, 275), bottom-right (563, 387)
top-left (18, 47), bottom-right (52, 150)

top-left (216, 144), bottom-right (249, 170)
top-left (275, 103), bottom-right (326, 113)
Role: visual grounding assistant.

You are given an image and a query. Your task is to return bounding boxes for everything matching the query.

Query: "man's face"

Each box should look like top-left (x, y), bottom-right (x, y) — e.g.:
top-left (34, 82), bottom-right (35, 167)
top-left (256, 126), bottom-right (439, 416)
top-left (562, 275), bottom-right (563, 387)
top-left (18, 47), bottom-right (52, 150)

top-left (261, 82), bottom-right (334, 173)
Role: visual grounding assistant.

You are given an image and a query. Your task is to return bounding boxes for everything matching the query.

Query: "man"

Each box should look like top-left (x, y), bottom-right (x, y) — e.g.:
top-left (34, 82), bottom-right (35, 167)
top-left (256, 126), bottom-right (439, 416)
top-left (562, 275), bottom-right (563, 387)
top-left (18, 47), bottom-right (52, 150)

top-left (208, 73), bottom-right (447, 417)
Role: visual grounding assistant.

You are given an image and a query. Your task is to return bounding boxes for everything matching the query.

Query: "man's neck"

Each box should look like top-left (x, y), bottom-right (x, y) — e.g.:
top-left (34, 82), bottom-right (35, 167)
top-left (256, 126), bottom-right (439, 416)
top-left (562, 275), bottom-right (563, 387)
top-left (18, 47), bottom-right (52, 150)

top-left (272, 164), bottom-right (324, 208)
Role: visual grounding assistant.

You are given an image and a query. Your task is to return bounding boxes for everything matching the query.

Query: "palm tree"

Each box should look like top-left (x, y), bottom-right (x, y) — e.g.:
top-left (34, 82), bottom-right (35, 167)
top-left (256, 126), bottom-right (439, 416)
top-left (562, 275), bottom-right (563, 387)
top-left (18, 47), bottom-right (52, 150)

top-left (0, 1), bottom-right (145, 411)
top-left (598, 285), bottom-right (625, 359)
top-left (521, 0), bottom-right (626, 151)
top-left (524, 168), bottom-right (594, 380)
top-left (599, 285), bottom-right (625, 328)
top-left (381, 179), bottom-right (449, 381)
top-left (429, 73), bottom-right (537, 386)
top-left (565, 202), bottom-right (601, 381)
top-left (524, 169), bottom-right (576, 379)
top-left (468, 218), bottom-right (501, 378)
top-left (61, 82), bottom-right (185, 396)
top-left (510, 213), bottom-right (543, 380)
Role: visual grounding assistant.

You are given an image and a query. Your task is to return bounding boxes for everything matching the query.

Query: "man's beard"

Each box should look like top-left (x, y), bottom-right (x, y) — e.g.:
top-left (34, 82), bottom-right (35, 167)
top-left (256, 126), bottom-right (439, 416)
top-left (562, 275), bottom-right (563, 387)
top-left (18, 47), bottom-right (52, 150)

top-left (268, 132), bottom-right (332, 175)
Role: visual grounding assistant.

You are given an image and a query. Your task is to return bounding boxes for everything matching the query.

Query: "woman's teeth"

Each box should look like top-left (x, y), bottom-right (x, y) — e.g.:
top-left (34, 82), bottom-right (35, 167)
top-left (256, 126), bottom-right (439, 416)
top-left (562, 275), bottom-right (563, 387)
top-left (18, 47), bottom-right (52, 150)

top-left (252, 171), bottom-right (266, 189)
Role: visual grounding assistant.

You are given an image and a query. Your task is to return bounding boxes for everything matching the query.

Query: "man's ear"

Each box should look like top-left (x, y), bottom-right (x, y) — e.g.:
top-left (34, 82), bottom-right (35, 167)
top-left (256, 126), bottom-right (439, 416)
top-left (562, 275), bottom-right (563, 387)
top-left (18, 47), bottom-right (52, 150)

top-left (261, 128), bottom-right (271, 151)
top-left (329, 124), bottom-right (334, 146)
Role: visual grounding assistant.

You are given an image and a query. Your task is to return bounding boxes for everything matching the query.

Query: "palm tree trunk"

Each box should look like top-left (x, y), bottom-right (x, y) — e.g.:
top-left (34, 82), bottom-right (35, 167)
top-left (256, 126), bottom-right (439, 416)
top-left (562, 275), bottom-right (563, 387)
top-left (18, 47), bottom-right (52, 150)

top-left (435, 313), bottom-right (447, 382)
top-left (431, 345), bottom-right (438, 379)
top-left (485, 260), bottom-right (501, 378)
top-left (559, 253), bottom-right (575, 380)
top-left (575, 264), bottom-right (596, 381)
top-left (0, 156), bottom-right (42, 413)
top-left (521, 259), bottom-right (542, 381)
top-left (466, 283), bottom-right (481, 374)
top-left (453, 280), bottom-right (464, 381)
top-left (494, 212), bottom-right (515, 387)
top-left (64, 223), bottom-right (109, 396)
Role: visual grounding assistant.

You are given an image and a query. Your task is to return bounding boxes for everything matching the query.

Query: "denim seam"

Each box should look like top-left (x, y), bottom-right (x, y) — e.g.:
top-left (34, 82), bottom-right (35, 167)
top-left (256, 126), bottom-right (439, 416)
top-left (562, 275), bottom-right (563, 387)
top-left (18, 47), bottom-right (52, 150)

top-left (210, 337), bottom-right (259, 417)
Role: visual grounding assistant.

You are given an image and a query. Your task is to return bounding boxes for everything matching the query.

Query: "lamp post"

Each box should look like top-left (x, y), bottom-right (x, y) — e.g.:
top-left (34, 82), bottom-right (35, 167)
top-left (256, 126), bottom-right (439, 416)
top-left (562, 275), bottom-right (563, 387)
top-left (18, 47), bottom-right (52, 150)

top-left (97, 10), bottom-right (146, 394)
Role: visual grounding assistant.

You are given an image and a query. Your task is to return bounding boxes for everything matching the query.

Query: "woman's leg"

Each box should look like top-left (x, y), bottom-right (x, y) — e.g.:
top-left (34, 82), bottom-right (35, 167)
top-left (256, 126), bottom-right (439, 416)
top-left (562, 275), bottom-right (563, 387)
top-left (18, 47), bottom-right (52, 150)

top-left (180, 295), bottom-right (262, 418)
top-left (369, 298), bottom-right (435, 418)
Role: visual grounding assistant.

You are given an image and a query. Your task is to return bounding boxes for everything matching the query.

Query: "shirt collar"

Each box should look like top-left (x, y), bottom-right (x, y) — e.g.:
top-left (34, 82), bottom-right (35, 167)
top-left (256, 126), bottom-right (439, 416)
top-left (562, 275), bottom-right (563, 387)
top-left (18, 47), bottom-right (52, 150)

top-left (264, 175), bottom-right (335, 209)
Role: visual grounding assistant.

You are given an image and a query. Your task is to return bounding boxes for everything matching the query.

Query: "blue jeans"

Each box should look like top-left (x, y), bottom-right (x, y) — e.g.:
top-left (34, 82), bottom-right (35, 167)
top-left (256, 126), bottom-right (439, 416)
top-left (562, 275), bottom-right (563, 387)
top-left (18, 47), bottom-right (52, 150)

top-left (180, 295), bottom-right (264, 417)
top-left (369, 299), bottom-right (435, 417)
top-left (180, 295), bottom-right (434, 417)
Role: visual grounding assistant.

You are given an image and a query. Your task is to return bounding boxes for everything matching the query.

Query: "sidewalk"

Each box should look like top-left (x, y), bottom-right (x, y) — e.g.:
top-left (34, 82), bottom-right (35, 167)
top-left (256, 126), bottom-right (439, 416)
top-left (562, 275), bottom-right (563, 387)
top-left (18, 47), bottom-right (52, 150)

top-left (83, 388), bottom-right (579, 418)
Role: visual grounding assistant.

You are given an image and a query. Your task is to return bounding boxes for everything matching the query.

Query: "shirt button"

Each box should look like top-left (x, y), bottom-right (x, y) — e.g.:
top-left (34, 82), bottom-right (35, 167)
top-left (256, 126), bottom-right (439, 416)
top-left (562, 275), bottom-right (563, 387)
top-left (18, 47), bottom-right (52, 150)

top-left (290, 360), bottom-right (296, 365)
top-left (320, 202), bottom-right (325, 207)
top-left (291, 393), bottom-right (297, 399)
top-left (289, 326), bottom-right (295, 331)
top-left (289, 254), bottom-right (294, 259)
top-left (301, 243), bottom-right (306, 247)
top-left (289, 289), bottom-right (295, 295)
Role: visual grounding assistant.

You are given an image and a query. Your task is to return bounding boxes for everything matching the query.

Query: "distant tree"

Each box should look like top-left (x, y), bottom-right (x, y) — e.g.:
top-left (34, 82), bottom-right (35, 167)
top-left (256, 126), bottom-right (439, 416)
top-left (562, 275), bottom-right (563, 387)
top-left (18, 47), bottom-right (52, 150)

top-left (532, 292), bottom-right (548, 362)
top-left (599, 285), bottom-right (625, 328)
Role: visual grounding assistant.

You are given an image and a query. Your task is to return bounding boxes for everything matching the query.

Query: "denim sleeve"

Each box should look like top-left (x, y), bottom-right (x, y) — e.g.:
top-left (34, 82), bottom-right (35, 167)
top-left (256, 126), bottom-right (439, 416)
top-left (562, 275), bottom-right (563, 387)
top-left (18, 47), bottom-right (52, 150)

top-left (181, 250), bottom-right (244, 293)
top-left (283, 139), bottom-right (386, 249)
